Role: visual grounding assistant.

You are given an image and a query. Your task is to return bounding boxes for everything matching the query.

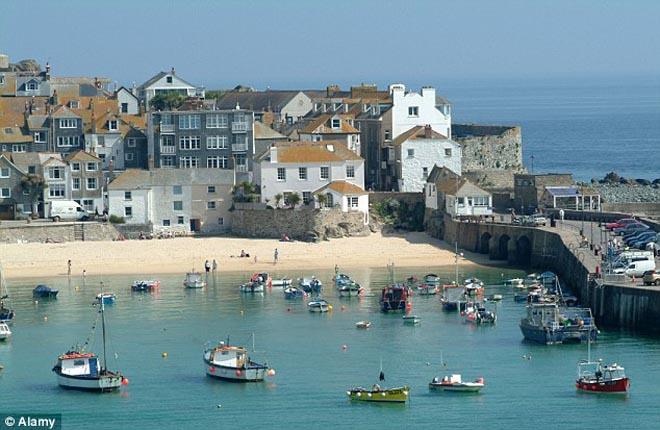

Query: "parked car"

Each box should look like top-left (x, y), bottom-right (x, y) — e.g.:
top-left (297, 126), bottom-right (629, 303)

top-left (529, 214), bottom-right (548, 226)
top-left (614, 259), bottom-right (656, 278)
top-left (642, 270), bottom-right (660, 286)
top-left (625, 231), bottom-right (656, 246)
top-left (631, 232), bottom-right (660, 249)
top-left (614, 222), bottom-right (649, 235)
top-left (49, 200), bottom-right (92, 222)
top-left (606, 218), bottom-right (637, 230)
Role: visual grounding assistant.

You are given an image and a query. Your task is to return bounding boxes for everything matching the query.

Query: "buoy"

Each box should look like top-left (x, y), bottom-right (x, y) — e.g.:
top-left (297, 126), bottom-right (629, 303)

top-left (240, 310), bottom-right (244, 316)
top-left (328, 305), bottom-right (333, 311)
top-left (162, 352), bottom-right (168, 358)
top-left (287, 308), bottom-right (291, 312)
top-left (235, 369), bottom-right (242, 377)
top-left (209, 366), bottom-right (216, 373)
top-left (216, 404), bottom-right (222, 409)
top-left (341, 344), bottom-right (348, 351)
top-left (121, 378), bottom-right (129, 386)
top-left (34, 300), bottom-right (38, 305)
top-left (43, 316), bottom-right (48, 321)
top-left (267, 368), bottom-right (276, 377)
top-left (75, 286), bottom-right (80, 291)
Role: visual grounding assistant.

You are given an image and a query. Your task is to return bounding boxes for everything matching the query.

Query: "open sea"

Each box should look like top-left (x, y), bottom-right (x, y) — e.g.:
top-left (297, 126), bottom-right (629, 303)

top-left (440, 76), bottom-right (660, 181)
top-left (2, 266), bottom-right (660, 430)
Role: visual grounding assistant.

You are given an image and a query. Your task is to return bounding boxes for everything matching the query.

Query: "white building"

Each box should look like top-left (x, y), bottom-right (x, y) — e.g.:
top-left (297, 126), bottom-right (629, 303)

top-left (393, 125), bottom-right (461, 192)
top-left (425, 166), bottom-right (492, 217)
top-left (115, 87), bottom-right (140, 115)
top-left (298, 114), bottom-right (361, 154)
top-left (256, 141), bottom-right (369, 221)
top-left (108, 168), bottom-right (233, 234)
top-left (137, 68), bottom-right (205, 110)
top-left (383, 84), bottom-right (451, 142)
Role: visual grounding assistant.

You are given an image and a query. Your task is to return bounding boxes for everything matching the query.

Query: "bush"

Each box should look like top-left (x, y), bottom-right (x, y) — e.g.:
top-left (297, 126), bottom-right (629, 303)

top-left (109, 215), bottom-right (125, 224)
top-left (373, 198), bottom-right (425, 231)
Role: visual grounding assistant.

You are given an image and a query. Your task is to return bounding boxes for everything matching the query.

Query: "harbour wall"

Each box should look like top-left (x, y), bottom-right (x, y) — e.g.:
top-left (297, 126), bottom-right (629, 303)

top-left (0, 222), bottom-right (121, 243)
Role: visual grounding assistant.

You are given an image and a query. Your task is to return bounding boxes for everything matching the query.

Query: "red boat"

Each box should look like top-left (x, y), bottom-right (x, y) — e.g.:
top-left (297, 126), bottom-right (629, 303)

top-left (576, 360), bottom-right (629, 393)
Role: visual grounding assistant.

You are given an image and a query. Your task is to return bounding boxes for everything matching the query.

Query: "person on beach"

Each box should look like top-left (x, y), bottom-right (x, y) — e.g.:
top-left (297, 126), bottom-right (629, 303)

top-left (212, 259), bottom-right (218, 272)
top-left (274, 248), bottom-right (279, 264)
top-left (67, 260), bottom-right (72, 276)
top-left (204, 260), bottom-right (211, 273)
top-left (559, 209), bottom-right (565, 225)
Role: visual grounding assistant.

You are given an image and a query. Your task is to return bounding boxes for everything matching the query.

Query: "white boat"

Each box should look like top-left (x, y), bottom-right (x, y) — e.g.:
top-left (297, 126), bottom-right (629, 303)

top-left (0, 322), bottom-right (11, 341)
top-left (402, 315), bottom-right (421, 325)
top-left (239, 282), bottom-right (265, 293)
top-left (96, 292), bottom-right (116, 304)
top-left (204, 341), bottom-right (268, 382)
top-left (308, 299), bottom-right (331, 313)
top-left (355, 321), bottom-right (371, 329)
top-left (52, 301), bottom-right (127, 392)
top-left (183, 271), bottom-right (206, 289)
top-left (504, 278), bottom-right (525, 289)
top-left (271, 278), bottom-right (292, 287)
top-left (429, 374), bottom-right (485, 393)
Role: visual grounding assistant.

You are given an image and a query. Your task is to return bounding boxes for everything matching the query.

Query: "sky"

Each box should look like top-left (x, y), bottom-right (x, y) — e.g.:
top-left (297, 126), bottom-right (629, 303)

top-left (1, 0), bottom-right (659, 90)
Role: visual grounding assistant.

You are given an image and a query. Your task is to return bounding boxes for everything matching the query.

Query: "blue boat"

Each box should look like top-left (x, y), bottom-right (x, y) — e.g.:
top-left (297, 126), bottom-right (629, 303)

top-left (519, 302), bottom-right (597, 345)
top-left (299, 277), bottom-right (322, 294)
top-left (284, 286), bottom-right (307, 299)
top-left (33, 284), bottom-right (59, 298)
top-left (0, 296), bottom-right (14, 324)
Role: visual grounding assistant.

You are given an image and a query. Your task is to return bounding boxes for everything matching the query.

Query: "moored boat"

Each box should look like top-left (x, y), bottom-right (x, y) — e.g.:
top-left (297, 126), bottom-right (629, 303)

top-left (0, 322), bottom-right (11, 341)
top-left (429, 374), bottom-right (484, 393)
top-left (240, 273), bottom-right (271, 293)
top-left (402, 315), bottom-right (421, 325)
top-left (96, 292), bottom-right (116, 304)
top-left (520, 302), bottom-right (597, 345)
top-left (504, 278), bottom-right (525, 289)
top-left (338, 282), bottom-right (363, 297)
top-left (355, 321), bottom-right (371, 329)
top-left (308, 299), bottom-right (331, 313)
top-left (575, 327), bottom-right (629, 393)
top-left (0, 267), bottom-right (15, 324)
top-left (417, 274), bottom-right (440, 295)
top-left (464, 278), bottom-right (484, 296)
top-left (271, 278), bottom-right (292, 287)
top-left (441, 284), bottom-right (463, 311)
top-left (347, 385), bottom-right (409, 403)
top-left (183, 271), bottom-right (206, 289)
top-left (299, 277), bottom-right (322, 294)
top-left (203, 341), bottom-right (268, 382)
top-left (284, 286), bottom-right (307, 299)
top-left (131, 280), bottom-right (160, 292)
top-left (380, 284), bottom-right (411, 312)
top-left (33, 284), bottom-right (58, 298)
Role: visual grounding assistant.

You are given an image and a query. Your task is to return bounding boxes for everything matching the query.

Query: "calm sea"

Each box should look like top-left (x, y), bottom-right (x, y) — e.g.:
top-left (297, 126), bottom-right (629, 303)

top-left (441, 76), bottom-right (660, 181)
top-left (1, 266), bottom-right (660, 430)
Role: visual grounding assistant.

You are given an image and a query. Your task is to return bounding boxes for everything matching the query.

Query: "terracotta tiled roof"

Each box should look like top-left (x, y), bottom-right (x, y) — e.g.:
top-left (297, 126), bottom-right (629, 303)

top-left (316, 180), bottom-right (367, 195)
top-left (0, 74), bottom-right (17, 96)
top-left (0, 126), bottom-right (32, 144)
top-left (392, 126), bottom-right (447, 146)
top-left (300, 114), bottom-right (359, 134)
top-left (274, 140), bottom-right (362, 163)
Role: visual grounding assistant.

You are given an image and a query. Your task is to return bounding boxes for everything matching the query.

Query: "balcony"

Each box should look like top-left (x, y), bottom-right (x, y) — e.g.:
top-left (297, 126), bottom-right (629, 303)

top-left (235, 164), bottom-right (248, 173)
top-left (231, 122), bottom-right (248, 133)
top-left (160, 124), bottom-right (174, 133)
top-left (160, 145), bottom-right (176, 154)
top-left (232, 143), bottom-right (248, 152)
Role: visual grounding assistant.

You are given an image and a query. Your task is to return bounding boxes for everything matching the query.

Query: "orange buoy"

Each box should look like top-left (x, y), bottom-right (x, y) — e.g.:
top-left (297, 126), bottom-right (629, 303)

top-left (121, 378), bottom-right (129, 386)
top-left (267, 368), bottom-right (276, 377)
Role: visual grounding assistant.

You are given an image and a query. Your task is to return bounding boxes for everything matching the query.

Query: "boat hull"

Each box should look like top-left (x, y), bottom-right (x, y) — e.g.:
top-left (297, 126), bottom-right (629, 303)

top-left (205, 361), bottom-right (266, 382)
top-left (429, 383), bottom-right (483, 393)
top-left (347, 387), bottom-right (409, 403)
top-left (520, 321), bottom-right (597, 345)
top-left (576, 377), bottom-right (629, 393)
top-left (55, 372), bottom-right (123, 392)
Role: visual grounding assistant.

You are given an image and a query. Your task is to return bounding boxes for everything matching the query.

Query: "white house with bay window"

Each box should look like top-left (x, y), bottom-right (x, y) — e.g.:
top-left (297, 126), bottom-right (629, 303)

top-left (256, 141), bottom-right (369, 221)
top-left (425, 166), bottom-right (492, 217)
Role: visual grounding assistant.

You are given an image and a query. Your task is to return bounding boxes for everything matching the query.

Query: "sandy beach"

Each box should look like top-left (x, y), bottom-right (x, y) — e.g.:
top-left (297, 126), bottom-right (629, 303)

top-left (0, 232), bottom-right (495, 280)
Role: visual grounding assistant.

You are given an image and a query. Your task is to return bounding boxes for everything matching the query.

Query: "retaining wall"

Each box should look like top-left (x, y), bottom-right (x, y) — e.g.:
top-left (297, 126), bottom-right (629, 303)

top-left (0, 222), bottom-right (121, 243)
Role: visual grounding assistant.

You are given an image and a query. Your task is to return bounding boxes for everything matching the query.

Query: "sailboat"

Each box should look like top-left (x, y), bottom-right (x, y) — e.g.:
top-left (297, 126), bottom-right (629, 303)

top-left (52, 299), bottom-right (127, 391)
top-left (0, 264), bottom-right (15, 324)
top-left (576, 328), bottom-right (629, 393)
top-left (441, 243), bottom-right (464, 311)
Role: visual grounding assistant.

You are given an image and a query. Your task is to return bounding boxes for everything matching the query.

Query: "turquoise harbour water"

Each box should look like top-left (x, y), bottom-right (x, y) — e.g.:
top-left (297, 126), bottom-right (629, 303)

top-left (2, 266), bottom-right (660, 430)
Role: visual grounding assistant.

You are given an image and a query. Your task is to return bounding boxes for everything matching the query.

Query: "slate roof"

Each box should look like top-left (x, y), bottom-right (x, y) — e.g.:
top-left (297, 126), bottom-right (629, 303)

top-left (137, 71), bottom-right (197, 90)
top-left (300, 114), bottom-right (359, 134)
top-left (108, 168), bottom-right (234, 190)
top-left (64, 150), bottom-right (101, 163)
top-left (254, 121), bottom-right (287, 140)
top-left (544, 186), bottom-right (580, 197)
top-left (216, 90), bottom-right (304, 111)
top-left (0, 126), bottom-right (32, 144)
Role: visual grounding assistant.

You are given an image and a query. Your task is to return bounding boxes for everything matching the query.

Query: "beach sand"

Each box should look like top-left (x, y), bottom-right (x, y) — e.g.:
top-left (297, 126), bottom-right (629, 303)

top-left (0, 232), bottom-right (496, 280)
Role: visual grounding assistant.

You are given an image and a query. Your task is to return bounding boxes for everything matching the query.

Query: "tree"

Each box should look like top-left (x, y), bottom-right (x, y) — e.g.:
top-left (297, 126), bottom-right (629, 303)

top-left (316, 193), bottom-right (328, 208)
top-left (150, 93), bottom-right (186, 111)
top-left (232, 181), bottom-right (260, 203)
top-left (287, 192), bottom-right (301, 209)
top-left (205, 90), bottom-right (227, 101)
top-left (20, 174), bottom-right (45, 218)
top-left (274, 193), bottom-right (283, 208)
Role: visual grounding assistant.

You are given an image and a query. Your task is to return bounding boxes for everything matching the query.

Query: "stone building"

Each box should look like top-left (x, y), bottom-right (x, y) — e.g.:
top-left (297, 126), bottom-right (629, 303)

top-left (513, 173), bottom-right (574, 214)
top-left (0, 154), bottom-right (31, 219)
top-left (65, 150), bottom-right (103, 213)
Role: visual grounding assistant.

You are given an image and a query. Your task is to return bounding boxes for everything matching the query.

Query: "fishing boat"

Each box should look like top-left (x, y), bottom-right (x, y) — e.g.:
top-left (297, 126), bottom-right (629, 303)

top-left (429, 374), bottom-right (485, 393)
top-left (519, 302), bottom-right (597, 345)
top-left (524, 273), bottom-right (540, 287)
top-left (203, 340), bottom-right (269, 382)
top-left (183, 271), bottom-right (206, 289)
top-left (52, 301), bottom-right (127, 391)
top-left (575, 327), bottom-right (629, 393)
top-left (0, 266), bottom-right (15, 324)
top-left (347, 385), bottom-right (410, 403)
top-left (271, 278), bottom-right (292, 287)
top-left (464, 278), bottom-right (484, 296)
top-left (473, 306), bottom-right (496, 324)
top-left (504, 278), bottom-right (525, 289)
top-left (33, 284), bottom-right (58, 298)
top-left (96, 292), bottom-right (116, 304)
top-left (338, 282), bottom-right (363, 297)
top-left (355, 321), bottom-right (371, 329)
top-left (240, 273), bottom-right (271, 293)
top-left (417, 274), bottom-right (440, 295)
top-left (131, 280), bottom-right (160, 292)
top-left (308, 299), bottom-right (331, 313)
top-left (0, 322), bottom-right (11, 341)
top-left (441, 284), bottom-right (463, 311)
top-left (284, 286), bottom-right (307, 299)
top-left (380, 285), bottom-right (411, 312)
top-left (299, 277), bottom-right (322, 294)
top-left (402, 315), bottom-right (421, 325)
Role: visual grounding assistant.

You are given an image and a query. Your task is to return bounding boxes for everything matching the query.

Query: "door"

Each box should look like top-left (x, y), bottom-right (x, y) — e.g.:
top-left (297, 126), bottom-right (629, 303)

top-left (190, 219), bottom-right (201, 232)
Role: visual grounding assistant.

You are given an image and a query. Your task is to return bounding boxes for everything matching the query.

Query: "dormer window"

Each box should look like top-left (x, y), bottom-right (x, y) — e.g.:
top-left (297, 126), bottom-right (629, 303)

top-left (69, 100), bottom-right (79, 109)
top-left (26, 81), bottom-right (39, 91)
top-left (108, 120), bottom-right (118, 131)
top-left (59, 119), bottom-right (77, 128)
top-left (166, 76), bottom-right (173, 83)
top-left (331, 118), bottom-right (341, 129)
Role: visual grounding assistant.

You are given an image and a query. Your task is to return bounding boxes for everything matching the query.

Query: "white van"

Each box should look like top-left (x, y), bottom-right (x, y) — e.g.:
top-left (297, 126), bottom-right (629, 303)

top-left (615, 260), bottom-right (657, 278)
top-left (49, 200), bottom-right (91, 222)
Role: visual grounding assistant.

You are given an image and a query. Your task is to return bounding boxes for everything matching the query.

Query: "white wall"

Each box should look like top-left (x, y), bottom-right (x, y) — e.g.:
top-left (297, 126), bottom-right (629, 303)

top-left (85, 133), bottom-right (123, 170)
top-left (281, 92), bottom-right (313, 123)
top-left (398, 138), bottom-right (462, 192)
top-left (142, 74), bottom-right (203, 108)
top-left (387, 85), bottom-right (451, 140)
top-left (117, 89), bottom-right (139, 115)
top-left (108, 188), bottom-right (150, 224)
top-left (425, 183), bottom-right (438, 210)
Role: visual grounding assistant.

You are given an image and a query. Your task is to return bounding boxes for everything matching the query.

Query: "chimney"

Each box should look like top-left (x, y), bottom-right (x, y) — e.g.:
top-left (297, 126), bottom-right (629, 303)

top-left (270, 145), bottom-right (278, 163)
top-left (50, 89), bottom-right (58, 106)
top-left (91, 110), bottom-right (96, 134)
top-left (424, 124), bottom-right (432, 139)
top-left (170, 67), bottom-right (176, 76)
top-left (326, 84), bottom-right (340, 97)
top-left (45, 62), bottom-right (51, 80)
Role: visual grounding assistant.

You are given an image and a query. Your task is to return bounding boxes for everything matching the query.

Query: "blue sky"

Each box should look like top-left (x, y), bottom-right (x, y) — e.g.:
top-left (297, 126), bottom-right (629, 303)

top-left (1, 0), bottom-right (659, 89)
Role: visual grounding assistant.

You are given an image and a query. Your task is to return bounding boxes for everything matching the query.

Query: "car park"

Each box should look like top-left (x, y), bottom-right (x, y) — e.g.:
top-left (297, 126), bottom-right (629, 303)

top-left (606, 218), bottom-right (638, 230)
top-left (642, 270), bottom-right (660, 286)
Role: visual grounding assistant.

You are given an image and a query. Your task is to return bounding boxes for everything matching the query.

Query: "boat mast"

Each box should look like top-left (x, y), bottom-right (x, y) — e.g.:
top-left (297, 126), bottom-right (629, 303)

top-left (454, 242), bottom-right (459, 285)
top-left (100, 297), bottom-right (108, 372)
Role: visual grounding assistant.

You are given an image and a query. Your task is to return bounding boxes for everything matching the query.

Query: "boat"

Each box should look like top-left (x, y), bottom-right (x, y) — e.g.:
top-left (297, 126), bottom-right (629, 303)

top-left (33, 284), bottom-right (58, 298)
top-left (417, 274), bottom-right (440, 295)
top-left (355, 321), bottom-right (371, 329)
top-left (271, 278), bottom-right (292, 287)
top-left (474, 306), bottom-right (497, 324)
top-left (183, 271), bottom-right (206, 289)
top-left (524, 273), bottom-right (540, 287)
top-left (0, 322), bottom-right (11, 341)
top-left (540, 271), bottom-right (559, 294)
top-left (429, 374), bottom-right (485, 393)
top-left (240, 273), bottom-right (271, 293)
top-left (203, 340), bottom-right (269, 382)
top-left (402, 315), bottom-right (421, 325)
top-left (380, 284), bottom-right (411, 312)
top-left (464, 278), bottom-right (484, 296)
top-left (52, 301), bottom-right (127, 391)
top-left (520, 302), bottom-right (597, 345)
top-left (338, 282), bottom-right (363, 297)
top-left (284, 286), bottom-right (307, 299)
top-left (308, 299), bottom-right (331, 312)
top-left (487, 294), bottom-right (503, 302)
top-left (441, 284), bottom-right (463, 311)
top-left (347, 385), bottom-right (410, 403)
top-left (299, 277), bottom-right (322, 294)
top-left (504, 278), bottom-right (525, 289)
top-left (96, 292), bottom-right (116, 304)
top-left (0, 266), bottom-right (15, 324)
top-left (131, 280), bottom-right (160, 292)
top-left (576, 361), bottom-right (630, 393)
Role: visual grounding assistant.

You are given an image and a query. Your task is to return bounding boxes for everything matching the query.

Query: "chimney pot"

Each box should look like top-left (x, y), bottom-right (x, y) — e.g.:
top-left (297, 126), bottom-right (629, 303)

top-left (424, 124), bottom-right (432, 139)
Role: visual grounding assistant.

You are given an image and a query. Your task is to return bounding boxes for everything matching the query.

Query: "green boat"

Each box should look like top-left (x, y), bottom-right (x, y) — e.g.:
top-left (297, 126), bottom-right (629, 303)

top-left (347, 385), bottom-right (409, 403)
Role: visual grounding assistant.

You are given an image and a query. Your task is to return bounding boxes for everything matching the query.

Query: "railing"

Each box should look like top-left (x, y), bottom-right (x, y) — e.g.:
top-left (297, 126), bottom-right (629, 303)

top-left (160, 124), bottom-right (174, 133)
top-left (231, 122), bottom-right (248, 133)
top-left (160, 145), bottom-right (176, 154)
top-left (232, 143), bottom-right (248, 152)
top-left (235, 164), bottom-right (248, 173)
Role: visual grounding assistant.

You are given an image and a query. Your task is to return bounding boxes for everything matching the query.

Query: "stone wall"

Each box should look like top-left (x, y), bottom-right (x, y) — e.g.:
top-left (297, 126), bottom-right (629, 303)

top-left (0, 222), bottom-right (121, 243)
top-left (231, 207), bottom-right (369, 241)
top-left (453, 124), bottom-right (523, 172)
top-left (368, 192), bottom-right (423, 207)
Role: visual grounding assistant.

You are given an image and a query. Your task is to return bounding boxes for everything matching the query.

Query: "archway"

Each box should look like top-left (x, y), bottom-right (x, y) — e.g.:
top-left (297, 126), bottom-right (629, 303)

top-left (515, 235), bottom-right (532, 267)
top-left (497, 234), bottom-right (511, 261)
top-left (479, 232), bottom-right (492, 254)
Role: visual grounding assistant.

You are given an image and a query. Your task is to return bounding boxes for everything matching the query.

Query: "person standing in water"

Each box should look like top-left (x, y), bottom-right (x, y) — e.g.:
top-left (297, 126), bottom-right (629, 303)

top-left (212, 259), bottom-right (218, 272)
top-left (204, 260), bottom-right (211, 274)
top-left (274, 248), bottom-right (279, 264)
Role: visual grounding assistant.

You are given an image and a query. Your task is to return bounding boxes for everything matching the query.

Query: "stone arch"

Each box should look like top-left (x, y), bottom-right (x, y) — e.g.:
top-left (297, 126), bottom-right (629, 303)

top-left (515, 235), bottom-right (532, 266)
top-left (497, 234), bottom-right (511, 261)
top-left (479, 232), bottom-right (492, 254)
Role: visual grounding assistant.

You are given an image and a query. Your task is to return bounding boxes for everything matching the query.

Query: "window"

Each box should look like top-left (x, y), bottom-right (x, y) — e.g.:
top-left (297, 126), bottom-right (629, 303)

top-left (57, 136), bottom-right (80, 147)
top-left (124, 206), bottom-right (132, 217)
top-left (218, 217), bottom-right (224, 225)
top-left (161, 114), bottom-right (173, 126)
top-left (28, 166), bottom-right (36, 174)
top-left (86, 178), bottom-right (97, 190)
top-left (86, 162), bottom-right (97, 171)
top-left (177, 216), bottom-right (185, 225)
top-left (49, 184), bottom-right (65, 198)
top-left (72, 178), bottom-right (80, 190)
top-left (207, 201), bottom-right (216, 209)
top-left (59, 119), bottom-right (77, 128)
top-left (349, 196), bottom-right (359, 208)
top-left (108, 120), bottom-right (118, 131)
top-left (277, 168), bottom-right (286, 181)
top-left (178, 115), bottom-right (200, 129)
top-left (325, 193), bottom-right (334, 208)
top-left (166, 75), bottom-right (173, 83)
top-left (179, 156), bottom-right (199, 168)
top-left (206, 136), bottom-right (227, 149)
top-left (97, 136), bottom-right (105, 145)
top-left (173, 201), bottom-right (183, 211)
top-left (121, 103), bottom-right (128, 113)
top-left (407, 149), bottom-right (415, 158)
top-left (26, 81), bottom-right (39, 91)
top-left (302, 192), bottom-right (312, 205)
top-left (127, 138), bottom-right (137, 147)
top-left (11, 144), bottom-right (26, 153)
top-left (0, 188), bottom-right (9, 198)
top-left (179, 136), bottom-right (201, 150)
top-left (422, 167), bottom-right (428, 179)
top-left (234, 112), bottom-right (245, 123)
top-left (346, 165), bottom-right (355, 179)
top-left (34, 131), bottom-right (46, 143)
top-left (71, 162), bottom-right (80, 172)
top-left (82, 199), bottom-right (94, 211)
top-left (173, 185), bottom-right (182, 195)
top-left (163, 219), bottom-right (171, 226)
top-left (384, 130), bottom-right (391, 141)
top-left (320, 166), bottom-right (329, 180)
top-left (48, 167), bottom-right (64, 179)
top-left (207, 156), bottom-right (225, 169)
top-left (408, 106), bottom-right (419, 117)
top-left (125, 153), bottom-right (134, 161)
top-left (207, 186), bottom-right (216, 193)
top-left (161, 135), bottom-right (175, 147)
top-left (206, 114), bottom-right (228, 128)
top-left (331, 118), bottom-right (341, 128)
top-left (69, 100), bottom-right (80, 109)
top-left (298, 167), bottom-right (307, 180)
top-left (161, 156), bottom-right (176, 168)
top-left (124, 191), bottom-right (132, 200)
top-left (474, 196), bottom-right (489, 206)
top-left (0, 168), bottom-right (9, 178)
top-left (444, 148), bottom-right (452, 157)
top-left (457, 197), bottom-right (465, 206)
